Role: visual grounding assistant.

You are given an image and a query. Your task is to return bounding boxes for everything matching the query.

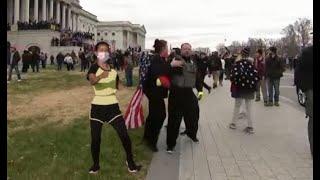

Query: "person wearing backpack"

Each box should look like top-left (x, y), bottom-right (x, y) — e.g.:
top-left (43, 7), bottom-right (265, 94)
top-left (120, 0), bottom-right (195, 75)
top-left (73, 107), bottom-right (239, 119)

top-left (294, 45), bottom-right (313, 157)
top-left (143, 39), bottom-right (177, 152)
top-left (229, 47), bottom-right (260, 134)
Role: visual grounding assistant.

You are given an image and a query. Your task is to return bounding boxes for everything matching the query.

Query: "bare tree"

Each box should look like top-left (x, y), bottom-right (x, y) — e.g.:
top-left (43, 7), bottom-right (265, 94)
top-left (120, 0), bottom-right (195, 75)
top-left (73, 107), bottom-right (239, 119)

top-left (294, 18), bottom-right (313, 47)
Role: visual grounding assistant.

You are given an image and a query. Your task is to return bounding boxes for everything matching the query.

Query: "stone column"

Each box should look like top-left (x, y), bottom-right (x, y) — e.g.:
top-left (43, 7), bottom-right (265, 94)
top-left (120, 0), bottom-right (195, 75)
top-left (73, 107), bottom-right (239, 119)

top-left (73, 13), bottom-right (77, 31)
top-left (50, 0), bottom-right (54, 20)
top-left (56, 0), bottom-right (60, 23)
top-left (14, 0), bottom-right (20, 24)
top-left (7, 0), bottom-right (13, 24)
top-left (62, 3), bottom-right (66, 29)
top-left (75, 14), bottom-right (79, 31)
top-left (68, 7), bottom-right (72, 30)
top-left (42, 0), bottom-right (47, 21)
top-left (25, 0), bottom-right (30, 22)
top-left (34, 0), bottom-right (39, 22)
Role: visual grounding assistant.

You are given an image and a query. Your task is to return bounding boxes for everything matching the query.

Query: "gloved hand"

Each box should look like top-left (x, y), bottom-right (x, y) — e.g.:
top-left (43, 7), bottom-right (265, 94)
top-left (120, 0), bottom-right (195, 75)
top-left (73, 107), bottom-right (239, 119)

top-left (156, 76), bottom-right (171, 88)
top-left (197, 91), bottom-right (204, 100)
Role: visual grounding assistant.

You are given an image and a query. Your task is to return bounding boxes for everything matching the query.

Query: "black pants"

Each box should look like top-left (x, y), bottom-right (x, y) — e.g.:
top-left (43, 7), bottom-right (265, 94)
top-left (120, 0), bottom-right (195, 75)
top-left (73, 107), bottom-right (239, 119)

top-left (31, 62), bottom-right (39, 72)
top-left (67, 63), bottom-right (73, 71)
top-left (197, 72), bottom-right (211, 92)
top-left (41, 60), bottom-right (46, 68)
top-left (22, 63), bottom-right (29, 73)
top-left (57, 63), bottom-right (62, 70)
top-left (143, 97), bottom-right (166, 146)
top-left (81, 63), bottom-right (86, 72)
top-left (167, 88), bottom-right (199, 149)
top-left (90, 118), bottom-right (134, 166)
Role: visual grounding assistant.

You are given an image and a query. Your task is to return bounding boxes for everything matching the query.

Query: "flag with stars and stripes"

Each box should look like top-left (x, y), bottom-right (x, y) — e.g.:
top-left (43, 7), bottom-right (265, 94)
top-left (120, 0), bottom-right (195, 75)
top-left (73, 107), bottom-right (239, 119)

top-left (124, 53), bottom-right (151, 129)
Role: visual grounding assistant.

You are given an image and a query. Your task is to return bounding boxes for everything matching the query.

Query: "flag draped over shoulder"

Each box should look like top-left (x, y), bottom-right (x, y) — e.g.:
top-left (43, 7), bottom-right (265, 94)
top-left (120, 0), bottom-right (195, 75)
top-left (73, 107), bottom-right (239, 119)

top-left (124, 53), bottom-right (150, 129)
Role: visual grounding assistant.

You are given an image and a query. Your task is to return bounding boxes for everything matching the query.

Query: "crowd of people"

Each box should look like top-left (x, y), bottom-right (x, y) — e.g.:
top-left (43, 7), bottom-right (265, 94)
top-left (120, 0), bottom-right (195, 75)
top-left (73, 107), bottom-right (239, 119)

top-left (16, 20), bottom-right (60, 31)
top-left (51, 31), bottom-right (95, 47)
top-left (7, 39), bottom-right (312, 174)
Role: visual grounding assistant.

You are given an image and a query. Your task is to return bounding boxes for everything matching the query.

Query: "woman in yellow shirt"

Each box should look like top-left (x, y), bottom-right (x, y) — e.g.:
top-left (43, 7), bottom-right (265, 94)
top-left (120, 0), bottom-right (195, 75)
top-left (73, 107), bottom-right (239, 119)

top-left (87, 41), bottom-right (141, 174)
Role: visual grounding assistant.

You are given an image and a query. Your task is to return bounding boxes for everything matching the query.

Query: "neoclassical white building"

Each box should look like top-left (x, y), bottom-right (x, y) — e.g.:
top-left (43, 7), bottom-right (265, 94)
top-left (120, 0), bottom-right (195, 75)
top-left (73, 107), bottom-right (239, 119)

top-left (97, 21), bottom-right (146, 51)
top-left (7, 0), bottom-right (146, 57)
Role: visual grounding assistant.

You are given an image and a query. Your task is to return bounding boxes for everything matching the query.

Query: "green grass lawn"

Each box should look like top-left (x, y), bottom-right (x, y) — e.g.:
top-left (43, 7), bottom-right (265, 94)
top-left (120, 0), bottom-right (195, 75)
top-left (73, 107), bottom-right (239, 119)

top-left (8, 67), bottom-right (152, 180)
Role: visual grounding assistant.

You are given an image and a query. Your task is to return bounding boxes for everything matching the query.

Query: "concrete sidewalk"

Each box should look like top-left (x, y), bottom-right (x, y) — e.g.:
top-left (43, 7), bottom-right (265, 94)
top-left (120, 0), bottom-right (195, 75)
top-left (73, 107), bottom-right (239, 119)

top-left (147, 79), bottom-right (312, 180)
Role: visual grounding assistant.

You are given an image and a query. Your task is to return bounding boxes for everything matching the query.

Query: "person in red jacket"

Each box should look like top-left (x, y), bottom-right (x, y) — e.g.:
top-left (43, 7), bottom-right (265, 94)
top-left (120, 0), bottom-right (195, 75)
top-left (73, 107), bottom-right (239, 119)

top-left (253, 49), bottom-right (267, 105)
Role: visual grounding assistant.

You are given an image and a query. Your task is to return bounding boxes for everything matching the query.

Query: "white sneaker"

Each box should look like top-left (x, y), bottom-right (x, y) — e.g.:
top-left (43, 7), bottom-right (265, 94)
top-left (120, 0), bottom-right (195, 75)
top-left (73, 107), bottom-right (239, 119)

top-left (17, 79), bottom-right (22, 82)
top-left (166, 148), bottom-right (174, 154)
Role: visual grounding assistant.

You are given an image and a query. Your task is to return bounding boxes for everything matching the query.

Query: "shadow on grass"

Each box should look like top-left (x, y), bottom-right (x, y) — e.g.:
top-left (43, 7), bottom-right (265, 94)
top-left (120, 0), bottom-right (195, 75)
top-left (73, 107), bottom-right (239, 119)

top-left (8, 116), bottom-right (152, 180)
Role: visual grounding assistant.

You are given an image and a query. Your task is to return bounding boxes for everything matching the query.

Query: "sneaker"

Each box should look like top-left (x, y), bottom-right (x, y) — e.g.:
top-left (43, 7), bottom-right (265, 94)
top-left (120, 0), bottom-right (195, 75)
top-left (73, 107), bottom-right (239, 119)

top-left (126, 161), bottom-right (142, 173)
top-left (148, 144), bottom-right (158, 152)
top-left (266, 102), bottom-right (273, 107)
top-left (274, 102), bottom-right (280, 106)
top-left (88, 165), bottom-right (100, 174)
top-left (229, 123), bottom-right (236, 129)
top-left (243, 127), bottom-right (254, 134)
top-left (17, 79), bottom-right (22, 82)
top-left (189, 136), bottom-right (199, 143)
top-left (255, 97), bottom-right (261, 102)
top-left (7, 81), bottom-right (10, 84)
top-left (264, 101), bottom-right (268, 106)
top-left (166, 148), bottom-right (174, 154)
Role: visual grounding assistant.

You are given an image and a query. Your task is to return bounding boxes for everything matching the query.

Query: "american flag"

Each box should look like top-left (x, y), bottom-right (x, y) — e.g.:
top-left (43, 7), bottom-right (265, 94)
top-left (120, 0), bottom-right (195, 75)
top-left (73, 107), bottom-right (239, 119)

top-left (124, 53), bottom-right (150, 129)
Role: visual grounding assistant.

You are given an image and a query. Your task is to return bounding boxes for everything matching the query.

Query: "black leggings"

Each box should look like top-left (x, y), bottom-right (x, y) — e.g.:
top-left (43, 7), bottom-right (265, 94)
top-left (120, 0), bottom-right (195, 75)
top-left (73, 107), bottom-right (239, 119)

top-left (90, 117), bottom-right (134, 166)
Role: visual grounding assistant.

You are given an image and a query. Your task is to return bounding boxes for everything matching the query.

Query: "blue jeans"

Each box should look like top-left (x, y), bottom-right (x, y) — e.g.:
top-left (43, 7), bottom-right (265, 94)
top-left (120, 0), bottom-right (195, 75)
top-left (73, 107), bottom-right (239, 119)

top-left (267, 78), bottom-right (280, 102)
top-left (125, 70), bottom-right (133, 87)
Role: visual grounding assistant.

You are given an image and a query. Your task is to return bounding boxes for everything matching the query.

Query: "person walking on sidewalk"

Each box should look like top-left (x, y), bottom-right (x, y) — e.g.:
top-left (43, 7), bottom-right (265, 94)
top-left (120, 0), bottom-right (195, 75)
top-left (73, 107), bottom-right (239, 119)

top-left (7, 47), bottom-right (22, 83)
top-left (167, 43), bottom-right (202, 154)
top-left (294, 45), bottom-right (313, 157)
top-left (87, 41), bottom-right (141, 174)
top-left (209, 51), bottom-right (222, 88)
top-left (143, 39), bottom-right (175, 152)
top-left (254, 49), bottom-right (268, 105)
top-left (229, 47), bottom-right (260, 134)
top-left (196, 52), bottom-right (212, 95)
top-left (265, 47), bottom-right (285, 106)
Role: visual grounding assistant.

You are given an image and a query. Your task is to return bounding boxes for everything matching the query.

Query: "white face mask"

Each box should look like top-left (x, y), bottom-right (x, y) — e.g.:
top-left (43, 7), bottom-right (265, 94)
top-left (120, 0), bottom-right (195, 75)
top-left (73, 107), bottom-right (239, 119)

top-left (97, 52), bottom-right (109, 62)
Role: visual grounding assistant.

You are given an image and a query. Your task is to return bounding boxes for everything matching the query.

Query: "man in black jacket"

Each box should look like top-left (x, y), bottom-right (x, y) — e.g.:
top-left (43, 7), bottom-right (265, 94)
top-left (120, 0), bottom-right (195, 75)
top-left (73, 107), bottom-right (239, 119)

top-left (265, 47), bottom-right (285, 106)
top-left (7, 47), bottom-right (22, 82)
top-left (295, 45), bottom-right (313, 157)
top-left (56, 52), bottom-right (64, 71)
top-left (196, 52), bottom-right (212, 96)
top-left (209, 51), bottom-right (222, 88)
top-left (166, 43), bottom-right (202, 153)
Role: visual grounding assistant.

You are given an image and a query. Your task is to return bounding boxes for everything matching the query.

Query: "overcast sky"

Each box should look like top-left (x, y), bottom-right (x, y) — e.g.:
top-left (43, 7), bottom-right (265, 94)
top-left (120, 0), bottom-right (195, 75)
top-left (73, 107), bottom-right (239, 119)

top-left (81, 0), bottom-right (313, 50)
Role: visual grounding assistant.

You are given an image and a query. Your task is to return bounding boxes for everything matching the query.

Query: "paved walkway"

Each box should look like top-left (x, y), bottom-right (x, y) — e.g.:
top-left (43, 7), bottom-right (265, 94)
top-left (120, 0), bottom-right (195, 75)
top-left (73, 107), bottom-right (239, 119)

top-left (147, 78), bottom-right (312, 180)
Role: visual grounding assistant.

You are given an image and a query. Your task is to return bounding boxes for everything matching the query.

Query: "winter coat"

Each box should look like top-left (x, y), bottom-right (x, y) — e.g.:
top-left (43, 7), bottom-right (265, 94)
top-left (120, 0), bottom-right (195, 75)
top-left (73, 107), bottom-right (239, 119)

top-left (144, 54), bottom-right (171, 99)
top-left (265, 55), bottom-right (285, 79)
top-left (209, 55), bottom-right (222, 71)
top-left (294, 46), bottom-right (313, 91)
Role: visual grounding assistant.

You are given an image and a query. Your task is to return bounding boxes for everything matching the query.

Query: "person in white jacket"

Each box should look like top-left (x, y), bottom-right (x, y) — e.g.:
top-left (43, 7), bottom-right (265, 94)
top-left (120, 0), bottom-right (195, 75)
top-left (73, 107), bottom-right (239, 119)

top-left (64, 53), bottom-right (74, 71)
